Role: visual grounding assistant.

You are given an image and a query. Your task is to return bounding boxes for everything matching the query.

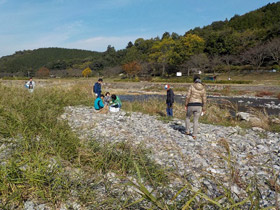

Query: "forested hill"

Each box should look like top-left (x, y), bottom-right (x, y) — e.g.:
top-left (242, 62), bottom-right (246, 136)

top-left (0, 48), bottom-right (103, 74)
top-left (1, 2), bottom-right (280, 77)
top-left (187, 2), bottom-right (280, 55)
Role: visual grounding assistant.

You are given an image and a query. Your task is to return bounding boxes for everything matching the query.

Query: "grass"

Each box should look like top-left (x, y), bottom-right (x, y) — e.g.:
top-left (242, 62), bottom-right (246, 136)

top-left (0, 84), bottom-right (279, 209)
top-left (0, 84), bottom-right (168, 209)
top-left (123, 98), bottom-right (280, 132)
top-left (114, 76), bottom-right (253, 84)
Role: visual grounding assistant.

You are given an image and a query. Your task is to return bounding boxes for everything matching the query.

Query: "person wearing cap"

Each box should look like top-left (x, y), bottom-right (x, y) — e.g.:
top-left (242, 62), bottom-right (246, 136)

top-left (185, 75), bottom-right (207, 139)
top-left (165, 84), bottom-right (174, 117)
top-left (93, 78), bottom-right (103, 98)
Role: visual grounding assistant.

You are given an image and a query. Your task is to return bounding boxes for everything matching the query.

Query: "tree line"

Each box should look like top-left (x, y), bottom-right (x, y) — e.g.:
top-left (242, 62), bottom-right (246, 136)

top-left (0, 2), bottom-right (280, 78)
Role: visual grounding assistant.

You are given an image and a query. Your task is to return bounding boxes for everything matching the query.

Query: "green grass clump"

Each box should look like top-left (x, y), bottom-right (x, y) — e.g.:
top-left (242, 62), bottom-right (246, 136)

top-left (0, 85), bottom-right (91, 207)
top-left (0, 84), bottom-right (169, 209)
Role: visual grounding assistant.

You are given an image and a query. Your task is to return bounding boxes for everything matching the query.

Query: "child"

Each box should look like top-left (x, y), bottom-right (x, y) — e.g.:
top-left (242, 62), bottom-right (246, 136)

top-left (104, 92), bottom-right (111, 106)
top-left (109, 94), bottom-right (122, 112)
top-left (94, 94), bottom-right (108, 114)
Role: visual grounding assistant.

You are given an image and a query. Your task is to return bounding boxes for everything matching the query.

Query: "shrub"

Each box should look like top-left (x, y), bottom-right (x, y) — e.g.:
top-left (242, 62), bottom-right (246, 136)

top-left (255, 91), bottom-right (274, 97)
top-left (36, 67), bottom-right (50, 78)
top-left (277, 93), bottom-right (280, 100)
top-left (82, 67), bottom-right (92, 77)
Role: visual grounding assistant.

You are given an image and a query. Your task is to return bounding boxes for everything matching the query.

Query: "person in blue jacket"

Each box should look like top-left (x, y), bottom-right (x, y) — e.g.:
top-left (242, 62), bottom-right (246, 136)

top-left (93, 78), bottom-right (103, 98)
top-left (94, 94), bottom-right (105, 110)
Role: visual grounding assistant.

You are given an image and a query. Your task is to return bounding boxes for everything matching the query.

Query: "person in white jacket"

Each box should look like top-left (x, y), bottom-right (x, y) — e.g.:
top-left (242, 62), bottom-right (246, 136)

top-left (25, 78), bottom-right (35, 93)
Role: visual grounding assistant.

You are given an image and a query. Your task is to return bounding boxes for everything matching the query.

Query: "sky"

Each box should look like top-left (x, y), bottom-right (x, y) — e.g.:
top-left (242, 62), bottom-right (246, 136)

top-left (0, 0), bottom-right (279, 57)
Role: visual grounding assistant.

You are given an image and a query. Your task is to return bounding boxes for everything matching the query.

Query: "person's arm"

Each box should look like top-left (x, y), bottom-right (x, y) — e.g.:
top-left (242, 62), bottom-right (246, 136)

top-left (98, 99), bottom-right (104, 109)
top-left (117, 97), bottom-right (122, 107)
top-left (93, 83), bottom-right (98, 96)
top-left (202, 89), bottom-right (207, 112)
top-left (93, 83), bottom-right (97, 93)
top-left (185, 86), bottom-right (192, 111)
top-left (171, 89), bottom-right (175, 104)
top-left (185, 86), bottom-right (192, 106)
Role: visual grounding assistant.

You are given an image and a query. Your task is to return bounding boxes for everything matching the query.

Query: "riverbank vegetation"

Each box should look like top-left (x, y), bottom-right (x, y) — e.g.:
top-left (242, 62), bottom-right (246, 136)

top-left (123, 99), bottom-right (280, 133)
top-left (0, 85), bottom-right (168, 209)
top-left (0, 85), bottom-right (279, 209)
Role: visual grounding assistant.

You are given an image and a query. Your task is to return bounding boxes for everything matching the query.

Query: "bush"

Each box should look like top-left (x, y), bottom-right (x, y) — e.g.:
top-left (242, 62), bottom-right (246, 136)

top-left (272, 65), bottom-right (280, 71)
top-left (255, 91), bottom-right (274, 97)
top-left (277, 93), bottom-right (280, 100)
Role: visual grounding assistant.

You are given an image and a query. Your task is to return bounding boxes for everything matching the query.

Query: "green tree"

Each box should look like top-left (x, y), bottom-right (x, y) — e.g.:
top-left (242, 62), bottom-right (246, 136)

top-left (149, 37), bottom-right (176, 76)
top-left (176, 34), bottom-right (205, 63)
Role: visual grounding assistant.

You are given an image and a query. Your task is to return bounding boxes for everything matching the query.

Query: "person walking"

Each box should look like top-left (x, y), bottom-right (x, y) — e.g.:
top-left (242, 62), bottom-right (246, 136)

top-left (93, 78), bottom-right (103, 98)
top-left (25, 77), bottom-right (35, 93)
top-left (165, 84), bottom-right (174, 117)
top-left (185, 76), bottom-right (207, 139)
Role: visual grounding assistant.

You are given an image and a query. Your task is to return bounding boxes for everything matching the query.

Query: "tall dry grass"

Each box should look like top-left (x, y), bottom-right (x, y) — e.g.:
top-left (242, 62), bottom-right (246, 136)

top-left (0, 85), bottom-right (168, 209)
top-left (1, 83), bottom-right (278, 209)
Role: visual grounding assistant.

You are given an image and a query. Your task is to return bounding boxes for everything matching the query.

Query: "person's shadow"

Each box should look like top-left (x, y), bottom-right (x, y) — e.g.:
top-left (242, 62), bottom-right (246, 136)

top-left (169, 123), bottom-right (186, 134)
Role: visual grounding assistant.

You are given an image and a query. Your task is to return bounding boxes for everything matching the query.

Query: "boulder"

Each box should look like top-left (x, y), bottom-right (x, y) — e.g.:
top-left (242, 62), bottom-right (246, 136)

top-left (236, 112), bottom-right (251, 121)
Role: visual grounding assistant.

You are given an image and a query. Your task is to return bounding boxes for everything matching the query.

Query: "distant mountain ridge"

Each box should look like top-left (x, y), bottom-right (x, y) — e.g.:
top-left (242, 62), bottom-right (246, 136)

top-left (1, 2), bottom-right (279, 76)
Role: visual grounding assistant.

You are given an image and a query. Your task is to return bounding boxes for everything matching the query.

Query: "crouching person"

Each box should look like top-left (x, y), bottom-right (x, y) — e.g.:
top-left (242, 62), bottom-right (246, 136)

top-left (109, 94), bottom-right (122, 112)
top-left (94, 94), bottom-right (108, 114)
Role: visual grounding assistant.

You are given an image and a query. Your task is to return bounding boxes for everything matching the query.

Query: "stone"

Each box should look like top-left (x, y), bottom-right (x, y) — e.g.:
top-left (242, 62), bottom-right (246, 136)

top-left (55, 105), bottom-right (280, 208)
top-left (252, 127), bottom-right (265, 132)
top-left (236, 112), bottom-right (251, 121)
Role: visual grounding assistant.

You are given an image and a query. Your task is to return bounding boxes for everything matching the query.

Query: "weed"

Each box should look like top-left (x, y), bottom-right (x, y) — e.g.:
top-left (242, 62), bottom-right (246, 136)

top-left (0, 84), bottom-right (169, 208)
top-left (255, 91), bottom-right (274, 97)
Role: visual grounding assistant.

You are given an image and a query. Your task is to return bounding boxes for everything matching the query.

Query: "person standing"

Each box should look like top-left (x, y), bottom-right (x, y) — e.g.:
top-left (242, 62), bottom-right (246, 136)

top-left (185, 76), bottom-right (207, 139)
top-left (25, 77), bottom-right (35, 93)
top-left (93, 78), bottom-right (103, 98)
top-left (165, 84), bottom-right (174, 117)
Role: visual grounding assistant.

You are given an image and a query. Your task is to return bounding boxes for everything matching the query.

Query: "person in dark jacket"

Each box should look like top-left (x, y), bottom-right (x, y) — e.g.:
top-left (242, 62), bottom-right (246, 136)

top-left (93, 78), bottom-right (103, 98)
top-left (165, 84), bottom-right (174, 117)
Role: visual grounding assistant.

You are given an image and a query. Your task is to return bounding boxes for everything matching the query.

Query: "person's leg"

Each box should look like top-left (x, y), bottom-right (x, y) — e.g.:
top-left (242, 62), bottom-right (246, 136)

top-left (170, 108), bottom-right (173, 117)
top-left (99, 106), bottom-right (108, 114)
top-left (185, 106), bottom-right (193, 134)
top-left (193, 106), bottom-right (202, 136)
top-left (169, 103), bottom-right (173, 117)
top-left (166, 103), bottom-right (171, 116)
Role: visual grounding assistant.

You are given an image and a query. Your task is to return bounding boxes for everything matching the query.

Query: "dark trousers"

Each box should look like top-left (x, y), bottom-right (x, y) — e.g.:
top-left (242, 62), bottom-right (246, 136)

top-left (166, 103), bottom-right (173, 116)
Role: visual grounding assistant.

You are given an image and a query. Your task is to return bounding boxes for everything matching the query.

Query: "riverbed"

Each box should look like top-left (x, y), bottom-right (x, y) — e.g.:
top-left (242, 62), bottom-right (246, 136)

top-left (119, 94), bottom-right (280, 116)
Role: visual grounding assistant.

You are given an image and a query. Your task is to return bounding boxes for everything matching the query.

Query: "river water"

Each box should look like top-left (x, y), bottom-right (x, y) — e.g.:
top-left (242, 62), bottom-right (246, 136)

top-left (119, 94), bottom-right (280, 116)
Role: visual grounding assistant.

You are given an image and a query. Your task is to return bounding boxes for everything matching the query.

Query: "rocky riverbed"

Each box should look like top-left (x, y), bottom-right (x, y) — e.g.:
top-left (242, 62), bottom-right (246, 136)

top-left (2, 105), bottom-right (279, 209)
top-left (59, 105), bottom-right (280, 208)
